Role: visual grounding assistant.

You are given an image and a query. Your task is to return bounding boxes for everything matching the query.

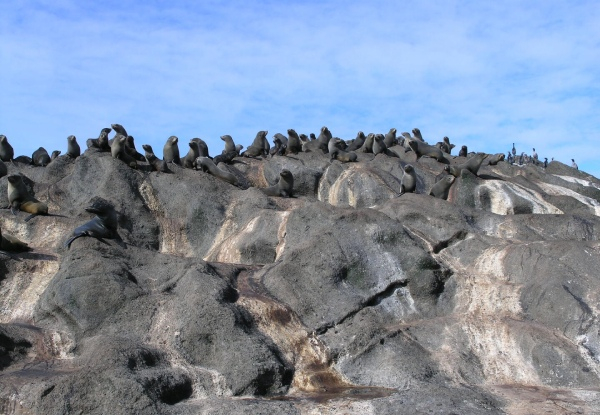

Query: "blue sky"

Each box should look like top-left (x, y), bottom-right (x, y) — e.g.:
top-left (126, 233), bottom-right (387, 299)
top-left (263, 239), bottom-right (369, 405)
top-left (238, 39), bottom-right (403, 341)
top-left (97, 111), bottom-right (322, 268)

top-left (1, 0), bottom-right (599, 176)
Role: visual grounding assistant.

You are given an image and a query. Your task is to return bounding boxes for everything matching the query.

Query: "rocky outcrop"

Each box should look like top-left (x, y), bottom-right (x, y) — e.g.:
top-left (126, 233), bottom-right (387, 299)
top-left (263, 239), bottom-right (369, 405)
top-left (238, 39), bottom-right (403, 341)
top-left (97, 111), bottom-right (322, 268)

top-left (1, 146), bottom-right (600, 414)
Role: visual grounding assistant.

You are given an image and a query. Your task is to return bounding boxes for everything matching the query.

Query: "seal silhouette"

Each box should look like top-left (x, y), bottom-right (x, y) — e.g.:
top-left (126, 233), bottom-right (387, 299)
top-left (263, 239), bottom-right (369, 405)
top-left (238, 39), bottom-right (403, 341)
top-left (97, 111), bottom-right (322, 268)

top-left (261, 170), bottom-right (294, 197)
top-left (65, 197), bottom-right (119, 249)
top-left (6, 174), bottom-right (48, 221)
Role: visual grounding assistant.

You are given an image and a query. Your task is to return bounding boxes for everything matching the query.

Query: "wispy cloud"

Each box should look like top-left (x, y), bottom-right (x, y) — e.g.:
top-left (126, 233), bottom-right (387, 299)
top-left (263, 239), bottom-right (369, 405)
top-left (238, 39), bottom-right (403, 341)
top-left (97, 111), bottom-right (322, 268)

top-left (1, 0), bottom-right (598, 175)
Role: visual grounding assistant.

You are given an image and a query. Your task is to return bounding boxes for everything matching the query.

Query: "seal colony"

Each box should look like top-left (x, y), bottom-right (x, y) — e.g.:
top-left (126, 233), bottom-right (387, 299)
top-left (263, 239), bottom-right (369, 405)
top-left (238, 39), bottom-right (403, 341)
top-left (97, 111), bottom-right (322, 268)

top-left (0, 122), bottom-right (572, 251)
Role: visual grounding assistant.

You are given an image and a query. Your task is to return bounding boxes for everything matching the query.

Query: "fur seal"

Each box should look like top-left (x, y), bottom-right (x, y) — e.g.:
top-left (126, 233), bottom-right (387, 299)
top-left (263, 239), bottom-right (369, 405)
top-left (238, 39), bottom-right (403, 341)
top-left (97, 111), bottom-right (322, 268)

top-left (330, 138), bottom-right (357, 162)
top-left (359, 133), bottom-right (375, 153)
top-left (399, 164), bottom-right (417, 195)
top-left (163, 136), bottom-right (181, 164)
top-left (302, 127), bottom-right (331, 153)
top-left (261, 169), bottom-right (294, 197)
top-left (221, 135), bottom-right (236, 153)
top-left (6, 174), bottom-right (48, 221)
top-left (412, 128), bottom-right (425, 142)
top-left (111, 135), bottom-right (138, 168)
top-left (87, 128), bottom-right (111, 151)
top-left (183, 141), bottom-right (200, 169)
top-left (373, 134), bottom-right (399, 157)
top-left (444, 153), bottom-right (487, 177)
top-left (51, 150), bottom-right (61, 161)
top-left (408, 140), bottom-right (446, 162)
top-left (32, 147), bottom-right (51, 167)
top-left (383, 128), bottom-right (397, 147)
top-left (0, 159), bottom-right (7, 178)
top-left (125, 136), bottom-right (146, 161)
top-left (66, 135), bottom-right (81, 158)
top-left (271, 134), bottom-right (287, 156)
top-left (111, 123), bottom-right (128, 137)
top-left (242, 131), bottom-right (269, 157)
top-left (429, 175), bottom-right (455, 199)
top-left (65, 197), bottom-right (119, 249)
top-left (197, 157), bottom-right (239, 186)
top-left (0, 227), bottom-right (31, 252)
top-left (142, 144), bottom-right (170, 172)
top-left (285, 129), bottom-right (302, 155)
top-left (0, 135), bottom-right (14, 161)
top-left (401, 132), bottom-right (412, 151)
top-left (458, 145), bottom-right (467, 157)
top-left (487, 153), bottom-right (505, 166)
top-left (191, 138), bottom-right (209, 157)
top-left (299, 134), bottom-right (309, 142)
top-left (347, 131), bottom-right (367, 152)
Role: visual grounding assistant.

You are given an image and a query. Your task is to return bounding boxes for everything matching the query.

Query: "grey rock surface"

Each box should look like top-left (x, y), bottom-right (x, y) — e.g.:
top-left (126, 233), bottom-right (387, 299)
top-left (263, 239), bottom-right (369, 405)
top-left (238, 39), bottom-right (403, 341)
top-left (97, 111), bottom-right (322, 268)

top-left (1, 142), bottom-right (599, 414)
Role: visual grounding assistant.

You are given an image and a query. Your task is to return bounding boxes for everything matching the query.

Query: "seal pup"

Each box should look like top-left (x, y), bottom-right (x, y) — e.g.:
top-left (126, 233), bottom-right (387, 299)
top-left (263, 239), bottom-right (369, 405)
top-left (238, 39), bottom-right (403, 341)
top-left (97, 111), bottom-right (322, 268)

top-left (163, 136), bottom-right (181, 165)
top-left (299, 134), bottom-right (309, 142)
top-left (183, 140), bottom-right (200, 169)
top-left (0, 227), bottom-right (31, 252)
top-left (111, 135), bottom-right (138, 168)
top-left (51, 150), bottom-right (61, 161)
top-left (309, 133), bottom-right (317, 141)
top-left (65, 197), bottom-right (119, 249)
top-left (142, 144), bottom-right (170, 172)
top-left (86, 128), bottom-right (111, 151)
top-left (197, 156), bottom-right (239, 186)
top-left (242, 130), bottom-right (269, 158)
top-left (347, 131), bottom-right (367, 152)
top-left (487, 153), bottom-right (505, 166)
top-left (458, 145), bottom-right (468, 157)
top-left (429, 175), bottom-right (455, 200)
top-left (399, 164), bottom-right (417, 195)
top-left (221, 135), bottom-right (236, 153)
top-left (408, 140), bottom-right (446, 162)
top-left (444, 153), bottom-right (487, 177)
top-left (6, 174), bottom-right (48, 221)
top-left (285, 129), bottom-right (302, 155)
top-left (66, 135), bottom-right (81, 158)
top-left (0, 135), bottom-right (14, 161)
top-left (383, 128), bottom-right (397, 147)
top-left (261, 169), bottom-right (294, 197)
top-left (32, 147), bottom-right (51, 167)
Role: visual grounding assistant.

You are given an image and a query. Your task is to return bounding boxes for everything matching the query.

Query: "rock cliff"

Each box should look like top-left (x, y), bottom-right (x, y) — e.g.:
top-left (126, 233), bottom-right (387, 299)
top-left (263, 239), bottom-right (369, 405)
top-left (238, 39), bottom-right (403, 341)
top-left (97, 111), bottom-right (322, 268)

top-left (1, 144), bottom-right (600, 414)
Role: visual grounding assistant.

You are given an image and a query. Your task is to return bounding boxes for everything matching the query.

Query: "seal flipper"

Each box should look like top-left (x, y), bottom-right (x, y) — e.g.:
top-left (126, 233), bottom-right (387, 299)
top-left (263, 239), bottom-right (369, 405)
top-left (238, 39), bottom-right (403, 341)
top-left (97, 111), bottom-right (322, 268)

top-left (23, 213), bottom-right (38, 222)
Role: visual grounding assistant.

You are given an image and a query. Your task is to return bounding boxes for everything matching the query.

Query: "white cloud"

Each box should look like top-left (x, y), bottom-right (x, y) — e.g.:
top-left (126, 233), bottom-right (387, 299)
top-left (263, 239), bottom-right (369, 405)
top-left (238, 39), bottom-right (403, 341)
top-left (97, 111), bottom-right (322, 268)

top-left (0, 0), bottom-right (599, 175)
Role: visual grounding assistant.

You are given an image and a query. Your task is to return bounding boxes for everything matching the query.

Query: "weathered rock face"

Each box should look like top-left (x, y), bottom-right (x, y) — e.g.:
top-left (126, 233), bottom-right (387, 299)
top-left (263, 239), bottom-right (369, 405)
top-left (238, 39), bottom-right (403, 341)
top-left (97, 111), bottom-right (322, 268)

top-left (1, 147), bottom-right (600, 414)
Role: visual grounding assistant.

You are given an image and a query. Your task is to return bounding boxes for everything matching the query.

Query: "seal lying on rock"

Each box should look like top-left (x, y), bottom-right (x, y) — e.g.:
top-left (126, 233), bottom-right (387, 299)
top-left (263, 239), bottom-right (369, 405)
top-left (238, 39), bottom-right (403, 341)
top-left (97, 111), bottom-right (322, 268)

top-left (487, 153), bottom-right (505, 166)
top-left (408, 140), bottom-right (447, 163)
top-left (429, 175), bottom-right (455, 200)
top-left (142, 144), bottom-right (170, 173)
top-left (0, 227), bottom-right (31, 252)
top-left (197, 157), bottom-right (239, 186)
top-left (65, 197), bottom-right (119, 249)
top-left (444, 153), bottom-right (487, 177)
top-left (32, 147), bottom-right (51, 167)
top-left (329, 138), bottom-right (357, 163)
top-left (261, 170), bottom-right (294, 197)
top-left (6, 175), bottom-right (48, 221)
